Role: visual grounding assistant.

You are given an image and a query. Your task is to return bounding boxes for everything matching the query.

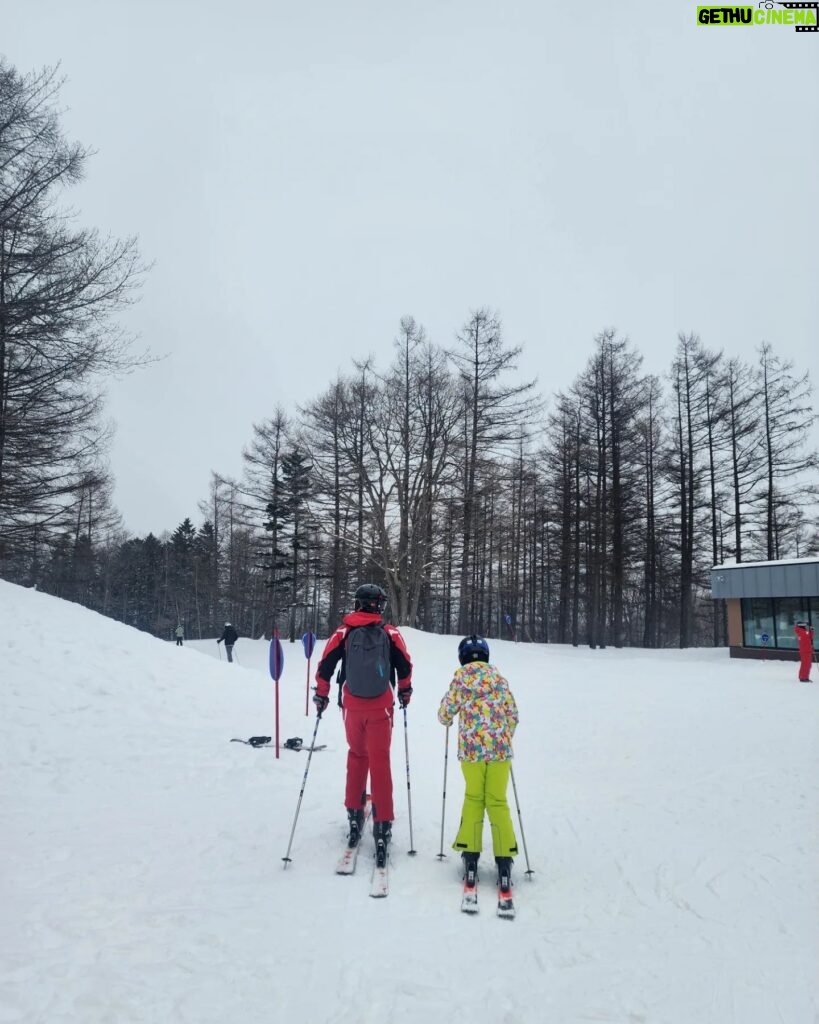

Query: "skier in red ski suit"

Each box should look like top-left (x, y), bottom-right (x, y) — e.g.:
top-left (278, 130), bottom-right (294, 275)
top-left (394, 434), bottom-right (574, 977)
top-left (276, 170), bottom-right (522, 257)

top-left (794, 622), bottom-right (815, 683)
top-left (313, 584), bottom-right (413, 861)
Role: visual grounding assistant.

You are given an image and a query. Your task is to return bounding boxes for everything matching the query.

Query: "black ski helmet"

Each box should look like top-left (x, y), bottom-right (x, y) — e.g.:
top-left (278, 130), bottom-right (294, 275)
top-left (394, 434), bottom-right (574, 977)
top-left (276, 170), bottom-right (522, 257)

top-left (458, 635), bottom-right (490, 665)
top-left (354, 583), bottom-right (387, 613)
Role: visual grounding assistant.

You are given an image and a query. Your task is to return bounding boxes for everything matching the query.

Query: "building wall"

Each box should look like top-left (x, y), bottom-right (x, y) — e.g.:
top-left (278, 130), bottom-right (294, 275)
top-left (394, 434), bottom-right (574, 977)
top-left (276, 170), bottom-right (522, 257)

top-left (724, 593), bottom-right (814, 663)
top-left (714, 561), bottom-right (819, 660)
top-left (729, 646), bottom-right (800, 662)
top-left (726, 599), bottom-right (742, 647)
top-left (711, 559), bottom-right (819, 600)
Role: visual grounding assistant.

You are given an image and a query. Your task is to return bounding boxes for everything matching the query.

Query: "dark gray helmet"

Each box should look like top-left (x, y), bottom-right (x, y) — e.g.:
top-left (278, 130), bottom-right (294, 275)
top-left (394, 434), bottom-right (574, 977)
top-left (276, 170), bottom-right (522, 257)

top-left (354, 583), bottom-right (387, 613)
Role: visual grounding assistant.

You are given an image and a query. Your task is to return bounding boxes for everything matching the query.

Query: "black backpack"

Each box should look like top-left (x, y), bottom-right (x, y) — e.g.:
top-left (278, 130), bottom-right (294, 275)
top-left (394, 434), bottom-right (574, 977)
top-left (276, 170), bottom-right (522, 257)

top-left (344, 624), bottom-right (392, 698)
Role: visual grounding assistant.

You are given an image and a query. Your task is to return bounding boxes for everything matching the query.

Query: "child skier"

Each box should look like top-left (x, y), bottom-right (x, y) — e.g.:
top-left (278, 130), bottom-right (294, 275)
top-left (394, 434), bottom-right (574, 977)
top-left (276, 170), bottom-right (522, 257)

top-left (438, 635), bottom-right (519, 906)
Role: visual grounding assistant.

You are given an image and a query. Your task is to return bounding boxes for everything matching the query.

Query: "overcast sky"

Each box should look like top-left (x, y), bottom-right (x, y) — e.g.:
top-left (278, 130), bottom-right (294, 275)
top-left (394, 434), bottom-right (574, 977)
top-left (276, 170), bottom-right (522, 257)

top-left (5, 1), bottom-right (818, 537)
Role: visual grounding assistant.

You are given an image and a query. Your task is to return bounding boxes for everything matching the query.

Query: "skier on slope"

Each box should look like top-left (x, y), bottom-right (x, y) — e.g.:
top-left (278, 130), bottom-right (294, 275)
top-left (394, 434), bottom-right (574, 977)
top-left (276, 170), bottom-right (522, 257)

top-left (794, 621), bottom-right (815, 683)
top-left (313, 583), bottom-right (413, 868)
top-left (217, 622), bottom-right (239, 663)
top-left (438, 635), bottom-right (519, 893)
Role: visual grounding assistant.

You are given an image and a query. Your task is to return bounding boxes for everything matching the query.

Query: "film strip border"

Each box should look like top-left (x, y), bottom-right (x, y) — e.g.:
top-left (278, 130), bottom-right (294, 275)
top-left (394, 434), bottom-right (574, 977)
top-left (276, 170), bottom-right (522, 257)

top-left (778, 1), bottom-right (819, 31)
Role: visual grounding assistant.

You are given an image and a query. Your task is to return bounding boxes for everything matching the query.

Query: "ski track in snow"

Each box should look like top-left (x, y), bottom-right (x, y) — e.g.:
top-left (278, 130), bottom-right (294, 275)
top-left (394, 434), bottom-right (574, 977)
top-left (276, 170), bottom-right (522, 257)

top-left (1, 580), bottom-right (817, 1023)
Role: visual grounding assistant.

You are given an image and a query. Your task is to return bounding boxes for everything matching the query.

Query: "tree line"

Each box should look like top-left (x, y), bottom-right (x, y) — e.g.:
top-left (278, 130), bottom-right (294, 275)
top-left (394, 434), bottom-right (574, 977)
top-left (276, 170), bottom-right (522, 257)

top-left (10, 313), bottom-right (819, 647)
top-left (1, 59), bottom-right (817, 647)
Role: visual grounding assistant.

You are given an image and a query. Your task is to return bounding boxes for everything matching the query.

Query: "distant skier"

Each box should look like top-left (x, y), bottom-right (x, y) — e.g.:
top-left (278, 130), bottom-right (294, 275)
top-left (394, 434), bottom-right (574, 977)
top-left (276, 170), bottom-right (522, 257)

top-left (438, 635), bottom-right (519, 891)
top-left (174, 624), bottom-right (184, 647)
top-left (217, 622), bottom-right (239, 663)
top-left (794, 622), bottom-right (815, 682)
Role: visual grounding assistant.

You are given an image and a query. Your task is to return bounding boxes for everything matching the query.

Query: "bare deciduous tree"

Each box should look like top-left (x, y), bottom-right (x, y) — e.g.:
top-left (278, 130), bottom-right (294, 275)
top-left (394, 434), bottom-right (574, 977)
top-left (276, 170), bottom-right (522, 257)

top-left (0, 60), bottom-right (147, 568)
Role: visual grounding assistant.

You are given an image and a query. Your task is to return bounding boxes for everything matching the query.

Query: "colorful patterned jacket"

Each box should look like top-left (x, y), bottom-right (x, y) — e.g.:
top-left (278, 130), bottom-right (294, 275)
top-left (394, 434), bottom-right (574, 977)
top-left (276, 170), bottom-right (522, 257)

top-left (437, 662), bottom-right (518, 762)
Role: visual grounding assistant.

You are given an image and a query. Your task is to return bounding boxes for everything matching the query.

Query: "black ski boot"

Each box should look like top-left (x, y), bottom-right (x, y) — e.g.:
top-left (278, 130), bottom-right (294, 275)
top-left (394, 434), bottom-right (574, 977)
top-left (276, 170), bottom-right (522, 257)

top-left (462, 852), bottom-right (480, 886)
top-left (347, 807), bottom-right (365, 848)
top-left (373, 820), bottom-right (392, 868)
top-left (496, 856), bottom-right (513, 893)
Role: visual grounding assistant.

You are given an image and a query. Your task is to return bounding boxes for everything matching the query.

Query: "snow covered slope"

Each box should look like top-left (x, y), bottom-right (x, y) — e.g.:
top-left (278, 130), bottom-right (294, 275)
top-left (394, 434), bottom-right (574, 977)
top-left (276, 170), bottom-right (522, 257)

top-left (1, 579), bottom-right (817, 1023)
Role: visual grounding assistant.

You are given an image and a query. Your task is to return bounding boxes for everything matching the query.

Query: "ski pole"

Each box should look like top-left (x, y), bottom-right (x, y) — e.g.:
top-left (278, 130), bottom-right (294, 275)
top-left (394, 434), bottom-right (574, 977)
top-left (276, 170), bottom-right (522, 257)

top-left (510, 765), bottom-right (534, 878)
top-left (281, 710), bottom-right (323, 868)
top-left (402, 705), bottom-right (417, 855)
top-left (437, 725), bottom-right (450, 860)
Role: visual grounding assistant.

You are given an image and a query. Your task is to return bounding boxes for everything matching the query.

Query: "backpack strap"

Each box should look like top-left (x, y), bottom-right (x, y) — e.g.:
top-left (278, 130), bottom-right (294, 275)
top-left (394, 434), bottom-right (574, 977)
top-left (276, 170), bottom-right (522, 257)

top-left (336, 625), bottom-right (351, 706)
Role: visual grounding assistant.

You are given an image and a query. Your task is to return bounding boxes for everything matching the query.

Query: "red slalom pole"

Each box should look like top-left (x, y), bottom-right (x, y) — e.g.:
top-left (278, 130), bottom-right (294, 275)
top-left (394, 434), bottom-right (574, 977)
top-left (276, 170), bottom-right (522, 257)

top-left (275, 628), bottom-right (280, 758)
top-left (275, 677), bottom-right (280, 758)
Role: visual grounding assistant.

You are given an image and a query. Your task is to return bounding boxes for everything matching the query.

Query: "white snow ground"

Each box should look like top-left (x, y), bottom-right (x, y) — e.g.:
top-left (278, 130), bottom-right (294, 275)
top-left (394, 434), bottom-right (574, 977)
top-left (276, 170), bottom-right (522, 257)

top-left (1, 578), bottom-right (817, 1024)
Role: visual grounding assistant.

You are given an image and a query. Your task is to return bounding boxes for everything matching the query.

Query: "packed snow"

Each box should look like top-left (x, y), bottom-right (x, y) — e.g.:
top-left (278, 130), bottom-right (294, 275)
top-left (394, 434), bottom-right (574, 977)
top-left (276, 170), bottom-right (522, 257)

top-left (1, 579), bottom-right (817, 1024)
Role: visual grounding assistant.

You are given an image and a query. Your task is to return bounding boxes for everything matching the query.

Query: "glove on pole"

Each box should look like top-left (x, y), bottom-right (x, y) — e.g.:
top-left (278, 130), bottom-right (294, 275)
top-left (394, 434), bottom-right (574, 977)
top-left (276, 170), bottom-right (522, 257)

top-left (437, 725), bottom-right (450, 860)
top-left (510, 765), bottom-right (534, 878)
top-left (281, 710), bottom-right (323, 867)
top-left (402, 705), bottom-right (416, 855)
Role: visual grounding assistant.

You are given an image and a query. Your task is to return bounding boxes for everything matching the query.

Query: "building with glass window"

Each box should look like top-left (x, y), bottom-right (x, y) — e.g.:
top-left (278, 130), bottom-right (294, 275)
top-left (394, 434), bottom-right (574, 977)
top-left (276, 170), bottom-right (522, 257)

top-left (711, 557), bottom-right (819, 659)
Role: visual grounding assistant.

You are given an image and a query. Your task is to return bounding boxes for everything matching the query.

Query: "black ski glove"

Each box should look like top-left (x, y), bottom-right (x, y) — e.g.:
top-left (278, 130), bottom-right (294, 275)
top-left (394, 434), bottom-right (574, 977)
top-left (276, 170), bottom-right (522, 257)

top-left (313, 692), bottom-right (330, 714)
top-left (397, 686), bottom-right (413, 709)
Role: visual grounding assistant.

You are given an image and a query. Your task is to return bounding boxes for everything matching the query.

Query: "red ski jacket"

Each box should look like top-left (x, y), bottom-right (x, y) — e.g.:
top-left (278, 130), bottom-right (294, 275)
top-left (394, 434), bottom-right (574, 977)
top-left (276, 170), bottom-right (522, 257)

top-left (315, 611), bottom-right (413, 712)
top-left (794, 623), bottom-right (815, 653)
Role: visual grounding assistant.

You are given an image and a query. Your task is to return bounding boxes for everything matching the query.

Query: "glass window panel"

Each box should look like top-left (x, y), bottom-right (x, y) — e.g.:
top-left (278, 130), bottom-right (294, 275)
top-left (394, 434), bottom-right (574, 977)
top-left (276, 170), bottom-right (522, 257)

top-left (742, 598), bottom-right (774, 648)
top-left (774, 598), bottom-right (810, 649)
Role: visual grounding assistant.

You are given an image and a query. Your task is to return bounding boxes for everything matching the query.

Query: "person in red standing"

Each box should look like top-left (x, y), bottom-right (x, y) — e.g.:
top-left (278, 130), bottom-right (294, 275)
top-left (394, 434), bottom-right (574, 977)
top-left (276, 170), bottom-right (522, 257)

top-left (794, 621), bottom-right (815, 683)
top-left (313, 584), bottom-right (413, 866)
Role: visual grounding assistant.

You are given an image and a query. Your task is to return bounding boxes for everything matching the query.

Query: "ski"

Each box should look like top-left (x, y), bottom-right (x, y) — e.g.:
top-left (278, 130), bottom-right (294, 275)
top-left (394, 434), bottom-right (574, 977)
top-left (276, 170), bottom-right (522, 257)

top-left (369, 827), bottom-right (391, 897)
top-left (335, 844), bottom-right (360, 875)
top-left (497, 877), bottom-right (515, 919)
top-left (230, 738), bottom-right (327, 751)
top-left (461, 858), bottom-right (479, 914)
top-left (335, 800), bottom-right (372, 875)
top-left (369, 862), bottom-right (389, 898)
top-left (461, 878), bottom-right (478, 913)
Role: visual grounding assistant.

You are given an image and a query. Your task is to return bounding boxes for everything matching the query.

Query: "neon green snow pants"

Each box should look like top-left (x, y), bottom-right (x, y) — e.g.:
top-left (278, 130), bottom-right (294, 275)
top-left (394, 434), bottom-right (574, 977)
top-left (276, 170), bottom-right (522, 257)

top-left (452, 760), bottom-right (518, 858)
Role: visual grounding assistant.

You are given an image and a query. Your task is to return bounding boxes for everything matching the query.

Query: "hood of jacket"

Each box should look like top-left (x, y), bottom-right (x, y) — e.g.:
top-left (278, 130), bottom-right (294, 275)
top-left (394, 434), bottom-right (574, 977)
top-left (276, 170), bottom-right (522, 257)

top-left (454, 661), bottom-right (506, 697)
top-left (342, 610), bottom-right (384, 629)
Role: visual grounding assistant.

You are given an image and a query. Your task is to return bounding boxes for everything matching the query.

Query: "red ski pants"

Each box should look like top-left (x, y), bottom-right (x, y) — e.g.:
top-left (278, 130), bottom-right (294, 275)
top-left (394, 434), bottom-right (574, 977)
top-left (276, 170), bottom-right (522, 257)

top-left (343, 706), bottom-right (394, 822)
top-left (798, 649), bottom-right (813, 681)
